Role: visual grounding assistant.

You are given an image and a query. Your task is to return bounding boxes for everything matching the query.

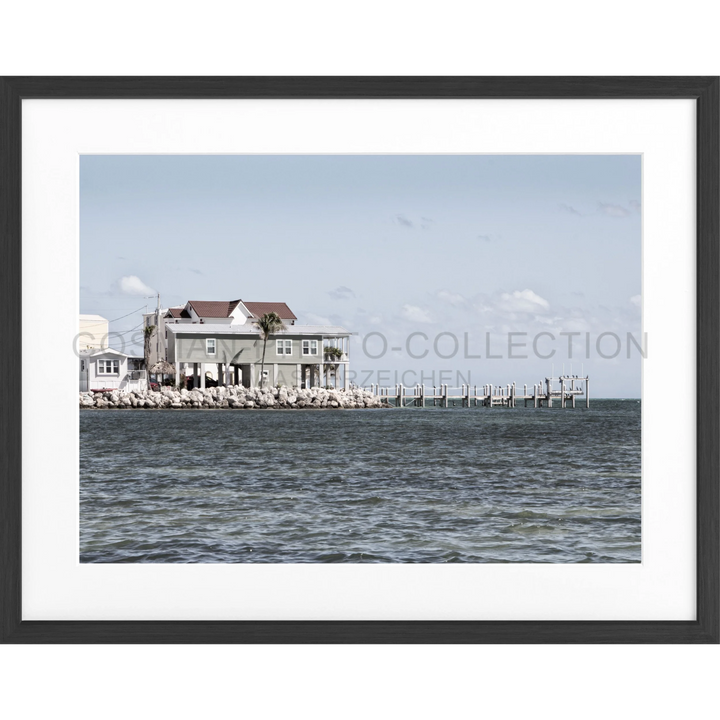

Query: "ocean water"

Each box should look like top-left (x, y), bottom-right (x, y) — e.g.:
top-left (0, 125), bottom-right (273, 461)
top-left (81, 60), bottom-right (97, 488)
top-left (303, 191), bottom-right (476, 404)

top-left (79, 400), bottom-right (641, 563)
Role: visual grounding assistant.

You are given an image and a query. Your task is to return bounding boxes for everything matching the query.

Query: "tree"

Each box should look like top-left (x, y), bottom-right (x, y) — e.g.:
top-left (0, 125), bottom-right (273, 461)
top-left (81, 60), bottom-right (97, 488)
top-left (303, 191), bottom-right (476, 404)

top-left (254, 312), bottom-right (286, 388)
top-left (143, 325), bottom-right (155, 380)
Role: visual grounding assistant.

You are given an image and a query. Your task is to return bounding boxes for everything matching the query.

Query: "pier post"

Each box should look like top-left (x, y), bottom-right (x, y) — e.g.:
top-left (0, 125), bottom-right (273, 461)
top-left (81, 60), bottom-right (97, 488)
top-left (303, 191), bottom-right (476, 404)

top-left (546, 377), bottom-right (552, 408)
top-left (433, 386), bottom-right (437, 407)
top-left (466, 384), bottom-right (471, 407)
top-left (586, 377), bottom-right (590, 408)
top-left (398, 384), bottom-right (404, 408)
top-left (534, 384), bottom-right (538, 408)
top-left (443, 384), bottom-right (449, 408)
top-left (571, 378), bottom-right (576, 408)
top-left (488, 383), bottom-right (493, 408)
top-left (474, 385), bottom-right (478, 407)
top-left (561, 377), bottom-right (566, 408)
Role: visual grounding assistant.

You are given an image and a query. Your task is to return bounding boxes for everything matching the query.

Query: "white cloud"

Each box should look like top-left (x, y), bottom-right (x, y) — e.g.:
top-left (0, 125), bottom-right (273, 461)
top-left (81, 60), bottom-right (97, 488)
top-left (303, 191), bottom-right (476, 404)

top-left (401, 304), bottom-right (433, 323)
top-left (393, 214), bottom-right (435, 230)
top-left (559, 203), bottom-right (582, 216)
top-left (436, 289), bottom-right (467, 307)
top-left (394, 214), bottom-right (414, 228)
top-left (118, 275), bottom-right (155, 296)
top-left (498, 289), bottom-right (550, 314)
top-left (328, 286), bottom-right (355, 300)
top-left (598, 202), bottom-right (631, 218)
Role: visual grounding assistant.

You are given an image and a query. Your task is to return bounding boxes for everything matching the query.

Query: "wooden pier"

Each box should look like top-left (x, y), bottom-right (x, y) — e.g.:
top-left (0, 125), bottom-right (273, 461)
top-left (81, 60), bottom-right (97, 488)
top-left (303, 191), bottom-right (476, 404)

top-left (369, 376), bottom-right (589, 408)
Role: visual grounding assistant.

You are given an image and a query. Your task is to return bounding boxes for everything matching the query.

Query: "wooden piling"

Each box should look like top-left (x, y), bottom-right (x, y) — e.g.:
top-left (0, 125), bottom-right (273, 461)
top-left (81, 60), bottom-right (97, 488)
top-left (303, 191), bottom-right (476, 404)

top-left (586, 377), bottom-right (590, 408)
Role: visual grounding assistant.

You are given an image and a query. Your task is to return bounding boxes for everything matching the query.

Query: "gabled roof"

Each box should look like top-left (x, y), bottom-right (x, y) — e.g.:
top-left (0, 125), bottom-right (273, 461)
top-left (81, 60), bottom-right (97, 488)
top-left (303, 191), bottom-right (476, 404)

top-left (165, 306), bottom-right (191, 319)
top-left (242, 301), bottom-right (297, 320)
top-left (187, 299), bottom-right (242, 318)
top-left (80, 347), bottom-right (130, 358)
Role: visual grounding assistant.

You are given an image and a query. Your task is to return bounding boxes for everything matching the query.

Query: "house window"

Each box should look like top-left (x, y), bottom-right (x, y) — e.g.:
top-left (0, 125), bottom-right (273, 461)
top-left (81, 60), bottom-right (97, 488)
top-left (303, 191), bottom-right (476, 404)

top-left (302, 339), bottom-right (318, 356)
top-left (276, 339), bottom-right (292, 355)
top-left (206, 338), bottom-right (216, 356)
top-left (98, 359), bottom-right (119, 375)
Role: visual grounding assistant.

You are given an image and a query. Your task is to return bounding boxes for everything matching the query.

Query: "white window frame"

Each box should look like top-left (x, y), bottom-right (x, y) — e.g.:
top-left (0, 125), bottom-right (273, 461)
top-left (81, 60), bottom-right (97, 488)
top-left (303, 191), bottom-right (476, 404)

top-left (97, 359), bottom-right (119, 375)
top-left (277, 339), bottom-right (292, 355)
top-left (302, 339), bottom-right (318, 356)
top-left (206, 338), bottom-right (216, 356)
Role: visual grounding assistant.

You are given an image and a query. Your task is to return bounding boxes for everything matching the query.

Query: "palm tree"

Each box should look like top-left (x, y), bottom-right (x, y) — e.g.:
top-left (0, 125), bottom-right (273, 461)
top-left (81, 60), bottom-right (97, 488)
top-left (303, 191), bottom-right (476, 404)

top-left (143, 324), bottom-right (155, 382)
top-left (254, 312), bottom-right (286, 388)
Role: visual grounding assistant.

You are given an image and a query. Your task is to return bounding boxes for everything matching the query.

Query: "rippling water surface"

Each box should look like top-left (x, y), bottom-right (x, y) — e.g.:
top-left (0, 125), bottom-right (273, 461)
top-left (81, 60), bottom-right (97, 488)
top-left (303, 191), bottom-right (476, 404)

top-left (80, 400), bottom-right (641, 563)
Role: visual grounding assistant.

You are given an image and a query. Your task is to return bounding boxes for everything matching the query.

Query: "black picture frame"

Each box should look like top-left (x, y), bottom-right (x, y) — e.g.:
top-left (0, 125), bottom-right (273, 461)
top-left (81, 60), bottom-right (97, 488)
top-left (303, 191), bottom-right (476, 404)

top-left (1, 76), bottom-right (717, 644)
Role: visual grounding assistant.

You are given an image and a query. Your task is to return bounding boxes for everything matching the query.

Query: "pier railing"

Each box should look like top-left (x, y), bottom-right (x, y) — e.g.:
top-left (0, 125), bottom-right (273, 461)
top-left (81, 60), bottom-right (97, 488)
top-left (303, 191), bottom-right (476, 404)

top-left (367, 376), bottom-right (589, 408)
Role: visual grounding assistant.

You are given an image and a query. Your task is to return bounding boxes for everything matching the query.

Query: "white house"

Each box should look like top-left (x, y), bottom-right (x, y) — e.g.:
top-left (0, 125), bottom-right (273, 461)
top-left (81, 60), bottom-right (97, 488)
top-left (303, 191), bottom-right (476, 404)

top-left (79, 348), bottom-right (147, 392)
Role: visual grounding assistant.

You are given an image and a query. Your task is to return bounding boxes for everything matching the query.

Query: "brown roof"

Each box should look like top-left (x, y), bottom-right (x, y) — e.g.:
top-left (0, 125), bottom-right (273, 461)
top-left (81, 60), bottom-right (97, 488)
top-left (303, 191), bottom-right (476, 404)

top-left (243, 301), bottom-right (297, 320)
top-left (187, 300), bottom-right (242, 318)
top-left (165, 307), bottom-right (191, 319)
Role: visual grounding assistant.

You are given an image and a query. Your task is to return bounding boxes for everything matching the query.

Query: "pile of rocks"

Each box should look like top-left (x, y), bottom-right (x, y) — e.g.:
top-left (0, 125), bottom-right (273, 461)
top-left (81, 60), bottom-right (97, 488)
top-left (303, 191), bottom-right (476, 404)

top-left (79, 385), bottom-right (390, 410)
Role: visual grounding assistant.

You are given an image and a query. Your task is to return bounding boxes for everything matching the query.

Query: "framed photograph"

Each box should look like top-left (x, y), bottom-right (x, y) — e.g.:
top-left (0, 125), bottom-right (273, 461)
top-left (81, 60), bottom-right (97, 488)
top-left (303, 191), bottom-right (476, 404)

top-left (1, 77), bottom-right (717, 643)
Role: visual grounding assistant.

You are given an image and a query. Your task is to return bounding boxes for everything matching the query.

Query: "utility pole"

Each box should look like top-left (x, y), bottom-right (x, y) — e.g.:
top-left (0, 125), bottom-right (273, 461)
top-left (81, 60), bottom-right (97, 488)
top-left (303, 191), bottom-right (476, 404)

top-left (155, 292), bottom-right (160, 360)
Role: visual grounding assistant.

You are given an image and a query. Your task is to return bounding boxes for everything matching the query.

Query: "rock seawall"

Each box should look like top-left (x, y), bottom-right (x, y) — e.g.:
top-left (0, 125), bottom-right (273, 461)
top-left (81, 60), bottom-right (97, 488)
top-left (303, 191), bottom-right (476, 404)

top-left (79, 385), bottom-right (389, 410)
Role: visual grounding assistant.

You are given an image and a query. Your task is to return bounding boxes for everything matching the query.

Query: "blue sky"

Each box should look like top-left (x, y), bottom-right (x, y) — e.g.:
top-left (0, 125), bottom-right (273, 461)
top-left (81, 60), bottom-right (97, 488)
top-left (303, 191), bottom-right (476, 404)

top-left (80, 155), bottom-right (642, 396)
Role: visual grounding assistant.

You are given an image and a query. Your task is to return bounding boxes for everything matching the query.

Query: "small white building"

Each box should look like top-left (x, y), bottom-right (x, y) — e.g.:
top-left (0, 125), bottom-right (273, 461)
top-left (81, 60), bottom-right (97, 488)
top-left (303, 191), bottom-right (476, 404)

top-left (79, 348), bottom-right (147, 392)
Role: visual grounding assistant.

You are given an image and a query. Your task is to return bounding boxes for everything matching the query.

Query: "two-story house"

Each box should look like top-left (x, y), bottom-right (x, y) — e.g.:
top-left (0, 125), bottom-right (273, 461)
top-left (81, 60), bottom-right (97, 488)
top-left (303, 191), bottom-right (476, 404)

top-left (144, 299), bottom-right (350, 389)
